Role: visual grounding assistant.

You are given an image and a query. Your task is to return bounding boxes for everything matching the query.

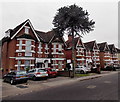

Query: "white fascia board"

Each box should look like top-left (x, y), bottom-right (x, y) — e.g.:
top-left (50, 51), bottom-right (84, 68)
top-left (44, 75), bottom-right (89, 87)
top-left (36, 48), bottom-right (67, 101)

top-left (11, 22), bottom-right (27, 39)
top-left (28, 20), bottom-right (40, 42)
top-left (15, 57), bottom-right (35, 60)
top-left (51, 58), bottom-right (65, 60)
top-left (49, 34), bottom-right (55, 44)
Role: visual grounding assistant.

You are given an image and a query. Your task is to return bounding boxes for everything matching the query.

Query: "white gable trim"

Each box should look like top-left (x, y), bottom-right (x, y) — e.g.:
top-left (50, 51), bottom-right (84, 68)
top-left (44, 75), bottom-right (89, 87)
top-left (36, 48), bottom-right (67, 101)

top-left (49, 34), bottom-right (55, 44)
top-left (93, 41), bottom-right (99, 51)
top-left (11, 20), bottom-right (40, 41)
top-left (76, 37), bottom-right (85, 49)
top-left (104, 42), bottom-right (110, 51)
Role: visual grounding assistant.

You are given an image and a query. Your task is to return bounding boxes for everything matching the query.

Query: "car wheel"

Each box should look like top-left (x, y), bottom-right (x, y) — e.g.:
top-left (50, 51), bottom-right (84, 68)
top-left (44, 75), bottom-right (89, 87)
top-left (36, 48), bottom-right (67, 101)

top-left (10, 79), bottom-right (15, 85)
top-left (80, 70), bottom-right (85, 74)
top-left (32, 76), bottom-right (36, 81)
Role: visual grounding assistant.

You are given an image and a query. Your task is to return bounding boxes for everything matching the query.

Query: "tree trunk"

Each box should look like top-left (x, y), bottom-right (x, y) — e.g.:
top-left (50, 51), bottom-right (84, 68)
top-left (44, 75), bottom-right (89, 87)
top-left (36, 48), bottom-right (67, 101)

top-left (71, 28), bottom-right (75, 78)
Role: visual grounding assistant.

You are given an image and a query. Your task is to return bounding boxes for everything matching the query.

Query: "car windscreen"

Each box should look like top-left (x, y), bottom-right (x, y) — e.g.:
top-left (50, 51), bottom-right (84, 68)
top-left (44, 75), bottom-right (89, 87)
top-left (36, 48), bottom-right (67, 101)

top-left (16, 71), bottom-right (27, 75)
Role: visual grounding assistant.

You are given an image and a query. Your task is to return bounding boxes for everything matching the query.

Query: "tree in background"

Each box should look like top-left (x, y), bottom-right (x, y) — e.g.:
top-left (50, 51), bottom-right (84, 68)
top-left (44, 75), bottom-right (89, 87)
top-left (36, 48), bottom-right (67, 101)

top-left (53, 4), bottom-right (95, 77)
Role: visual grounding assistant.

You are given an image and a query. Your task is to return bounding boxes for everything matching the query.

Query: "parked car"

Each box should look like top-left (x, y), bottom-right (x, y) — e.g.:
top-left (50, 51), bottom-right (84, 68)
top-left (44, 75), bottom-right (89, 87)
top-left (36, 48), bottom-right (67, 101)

top-left (91, 64), bottom-right (101, 74)
top-left (103, 65), bottom-right (115, 71)
top-left (75, 65), bottom-right (91, 74)
top-left (45, 68), bottom-right (58, 77)
top-left (3, 70), bottom-right (28, 85)
top-left (27, 68), bottom-right (48, 80)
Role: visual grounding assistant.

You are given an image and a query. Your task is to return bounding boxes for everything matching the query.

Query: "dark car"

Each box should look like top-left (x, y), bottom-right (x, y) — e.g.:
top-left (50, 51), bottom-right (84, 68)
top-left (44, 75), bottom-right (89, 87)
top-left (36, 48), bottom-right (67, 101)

top-left (45, 68), bottom-right (58, 77)
top-left (3, 71), bottom-right (29, 85)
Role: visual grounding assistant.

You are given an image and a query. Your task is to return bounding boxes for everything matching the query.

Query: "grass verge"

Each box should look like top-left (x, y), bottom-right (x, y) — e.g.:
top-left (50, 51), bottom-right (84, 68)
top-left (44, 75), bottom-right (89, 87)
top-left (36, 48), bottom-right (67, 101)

top-left (75, 73), bottom-right (97, 77)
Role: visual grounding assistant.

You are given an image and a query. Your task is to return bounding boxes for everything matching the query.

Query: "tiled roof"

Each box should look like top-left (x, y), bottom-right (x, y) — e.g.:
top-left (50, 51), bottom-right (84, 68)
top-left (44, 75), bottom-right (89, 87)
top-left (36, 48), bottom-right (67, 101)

top-left (97, 43), bottom-right (105, 51)
top-left (97, 42), bottom-right (109, 52)
top-left (116, 48), bottom-right (120, 53)
top-left (2, 19), bottom-right (30, 44)
top-left (108, 44), bottom-right (117, 53)
top-left (9, 19), bottom-right (29, 38)
top-left (1, 37), bottom-right (11, 44)
top-left (35, 30), bottom-right (55, 43)
top-left (84, 41), bottom-right (95, 51)
top-left (66, 37), bottom-right (79, 49)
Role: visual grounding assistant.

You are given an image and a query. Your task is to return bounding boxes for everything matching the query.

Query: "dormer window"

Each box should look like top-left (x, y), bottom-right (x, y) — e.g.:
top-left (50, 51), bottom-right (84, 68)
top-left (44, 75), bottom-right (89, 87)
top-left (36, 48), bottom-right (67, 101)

top-left (25, 26), bottom-right (30, 34)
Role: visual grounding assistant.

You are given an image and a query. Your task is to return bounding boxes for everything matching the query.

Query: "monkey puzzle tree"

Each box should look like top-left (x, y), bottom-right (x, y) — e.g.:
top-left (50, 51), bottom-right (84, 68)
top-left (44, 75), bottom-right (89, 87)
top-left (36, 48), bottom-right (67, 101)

top-left (53, 4), bottom-right (95, 77)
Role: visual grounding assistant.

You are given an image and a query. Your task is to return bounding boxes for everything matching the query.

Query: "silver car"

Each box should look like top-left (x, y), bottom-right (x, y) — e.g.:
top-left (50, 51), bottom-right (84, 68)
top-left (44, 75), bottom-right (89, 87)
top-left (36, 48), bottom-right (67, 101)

top-left (75, 66), bottom-right (91, 74)
top-left (27, 68), bottom-right (48, 80)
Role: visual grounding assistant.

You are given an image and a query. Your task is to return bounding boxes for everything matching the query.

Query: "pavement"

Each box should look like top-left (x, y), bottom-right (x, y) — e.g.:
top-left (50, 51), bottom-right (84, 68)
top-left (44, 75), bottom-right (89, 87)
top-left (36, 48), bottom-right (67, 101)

top-left (1, 70), bottom-right (119, 99)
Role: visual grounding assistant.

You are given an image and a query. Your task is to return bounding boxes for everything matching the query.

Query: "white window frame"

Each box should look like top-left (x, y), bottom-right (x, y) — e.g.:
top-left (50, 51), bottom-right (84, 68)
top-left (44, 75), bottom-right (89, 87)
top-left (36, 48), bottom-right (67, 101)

top-left (45, 44), bottom-right (49, 54)
top-left (25, 26), bottom-right (30, 34)
top-left (19, 40), bottom-right (22, 50)
top-left (25, 40), bottom-right (32, 56)
top-left (53, 43), bottom-right (57, 53)
top-left (58, 44), bottom-right (62, 51)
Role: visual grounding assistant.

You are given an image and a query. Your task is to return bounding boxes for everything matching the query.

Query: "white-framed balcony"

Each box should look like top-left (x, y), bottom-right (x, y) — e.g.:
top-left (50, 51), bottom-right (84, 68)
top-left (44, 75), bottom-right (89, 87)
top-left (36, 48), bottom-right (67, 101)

top-left (15, 64), bottom-right (35, 67)
top-left (93, 56), bottom-right (99, 58)
top-left (77, 58), bottom-right (85, 61)
top-left (51, 58), bottom-right (65, 60)
top-left (51, 52), bottom-right (64, 55)
top-left (85, 55), bottom-right (91, 58)
top-left (16, 50), bottom-right (35, 53)
top-left (51, 64), bottom-right (64, 66)
top-left (104, 56), bottom-right (111, 58)
top-left (76, 54), bottom-right (84, 57)
top-left (112, 60), bottom-right (119, 62)
top-left (104, 59), bottom-right (111, 62)
top-left (16, 44), bottom-right (35, 48)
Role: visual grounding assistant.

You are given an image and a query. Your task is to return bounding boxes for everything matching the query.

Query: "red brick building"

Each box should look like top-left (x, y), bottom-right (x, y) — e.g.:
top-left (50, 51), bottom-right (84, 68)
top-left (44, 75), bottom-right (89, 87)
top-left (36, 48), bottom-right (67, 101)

top-left (65, 35), bottom-right (85, 67)
top-left (84, 40), bottom-right (100, 68)
top-left (108, 44), bottom-right (119, 67)
top-left (1, 19), bottom-right (66, 75)
top-left (97, 42), bottom-right (112, 69)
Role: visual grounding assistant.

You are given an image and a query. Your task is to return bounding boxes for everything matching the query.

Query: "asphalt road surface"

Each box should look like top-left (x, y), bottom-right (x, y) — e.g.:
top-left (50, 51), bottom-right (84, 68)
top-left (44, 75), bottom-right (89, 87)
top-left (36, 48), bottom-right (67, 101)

top-left (3, 72), bottom-right (119, 101)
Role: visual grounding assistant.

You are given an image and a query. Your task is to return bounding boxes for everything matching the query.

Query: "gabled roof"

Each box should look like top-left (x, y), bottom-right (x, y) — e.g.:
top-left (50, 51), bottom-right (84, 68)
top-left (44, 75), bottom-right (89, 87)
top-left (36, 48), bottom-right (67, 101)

top-left (66, 37), bottom-right (83, 49)
top-left (84, 40), bottom-right (99, 51)
top-left (9, 20), bottom-right (28, 38)
top-left (97, 42), bottom-right (110, 52)
top-left (116, 48), bottom-right (120, 53)
top-left (108, 44), bottom-right (117, 53)
top-left (66, 37), bottom-right (79, 48)
top-left (10, 19), bottom-right (40, 41)
top-left (35, 30), bottom-right (67, 46)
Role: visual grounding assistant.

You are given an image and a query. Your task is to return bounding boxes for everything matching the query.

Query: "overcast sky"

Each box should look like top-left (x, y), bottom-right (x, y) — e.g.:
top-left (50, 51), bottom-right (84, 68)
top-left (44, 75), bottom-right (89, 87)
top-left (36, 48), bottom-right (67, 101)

top-left (0, 0), bottom-right (119, 47)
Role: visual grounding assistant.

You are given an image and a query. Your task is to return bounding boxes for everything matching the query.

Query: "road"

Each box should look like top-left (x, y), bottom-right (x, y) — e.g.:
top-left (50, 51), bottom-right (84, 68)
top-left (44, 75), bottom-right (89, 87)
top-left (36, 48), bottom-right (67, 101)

top-left (3, 72), bottom-right (119, 101)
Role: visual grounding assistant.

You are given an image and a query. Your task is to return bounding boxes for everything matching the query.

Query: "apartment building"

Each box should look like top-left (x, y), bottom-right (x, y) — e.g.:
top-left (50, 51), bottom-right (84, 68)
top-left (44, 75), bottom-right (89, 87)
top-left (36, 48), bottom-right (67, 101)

top-left (97, 42), bottom-right (112, 69)
top-left (84, 40), bottom-right (100, 67)
top-left (1, 19), bottom-right (66, 75)
top-left (108, 44), bottom-right (119, 67)
top-left (65, 35), bottom-right (85, 67)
